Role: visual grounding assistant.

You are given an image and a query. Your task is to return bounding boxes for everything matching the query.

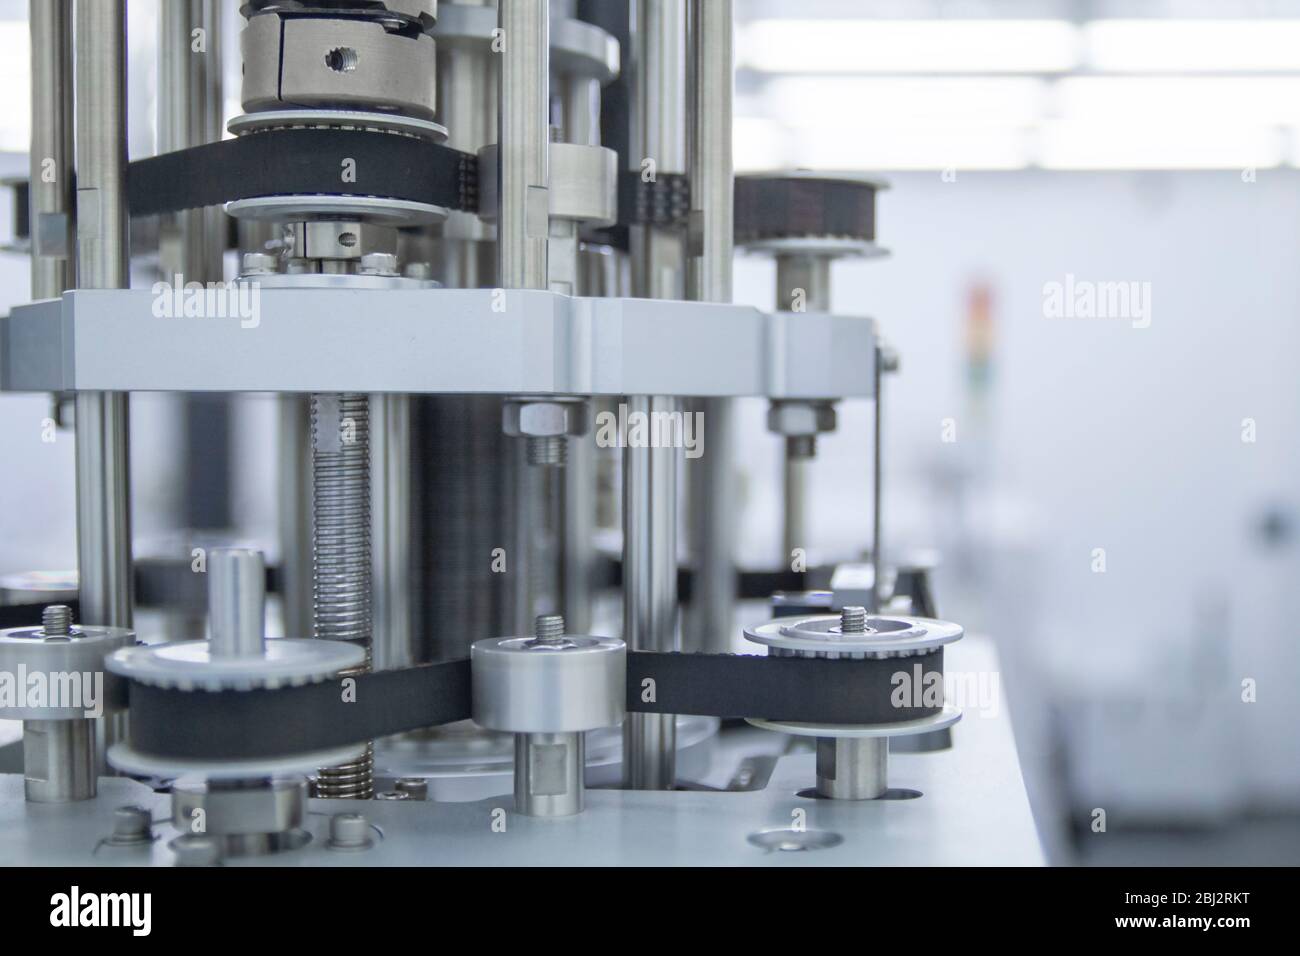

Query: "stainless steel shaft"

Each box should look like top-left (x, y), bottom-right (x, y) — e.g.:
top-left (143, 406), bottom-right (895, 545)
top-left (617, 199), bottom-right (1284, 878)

top-left (623, 0), bottom-right (689, 789)
top-left (73, 0), bottom-right (132, 634)
top-left (686, 0), bottom-right (736, 656)
top-left (29, 0), bottom-right (74, 300)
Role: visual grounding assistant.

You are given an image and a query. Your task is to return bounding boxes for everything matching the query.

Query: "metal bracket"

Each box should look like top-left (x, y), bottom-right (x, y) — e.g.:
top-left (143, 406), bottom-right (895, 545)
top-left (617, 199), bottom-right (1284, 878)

top-left (1, 289), bottom-right (878, 399)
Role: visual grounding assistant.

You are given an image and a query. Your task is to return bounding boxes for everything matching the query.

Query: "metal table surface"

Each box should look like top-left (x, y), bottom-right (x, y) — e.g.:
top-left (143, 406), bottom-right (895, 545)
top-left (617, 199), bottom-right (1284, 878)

top-left (0, 635), bottom-right (1043, 866)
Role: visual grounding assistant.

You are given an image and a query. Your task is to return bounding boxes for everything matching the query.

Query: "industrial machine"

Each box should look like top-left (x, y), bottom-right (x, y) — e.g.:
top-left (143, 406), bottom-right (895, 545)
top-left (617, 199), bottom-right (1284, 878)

top-left (0, 0), bottom-right (1040, 866)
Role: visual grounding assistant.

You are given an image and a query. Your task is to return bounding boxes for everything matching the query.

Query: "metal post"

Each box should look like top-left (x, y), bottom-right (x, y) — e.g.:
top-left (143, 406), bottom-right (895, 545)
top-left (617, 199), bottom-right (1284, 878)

top-left (622, 400), bottom-right (679, 789)
top-left (497, 0), bottom-right (555, 634)
top-left (872, 345), bottom-right (885, 612)
top-left (622, 0), bottom-right (688, 789)
top-left (29, 0), bottom-right (74, 300)
top-left (775, 254), bottom-right (831, 313)
top-left (159, 0), bottom-right (224, 282)
top-left (497, 0), bottom-right (549, 290)
top-left (774, 254), bottom-right (831, 567)
top-left (207, 549), bottom-right (266, 659)
top-left (686, 0), bottom-right (735, 655)
top-left (74, 0), bottom-right (133, 632)
top-left (160, 0), bottom-right (233, 548)
top-left (371, 393), bottom-right (413, 670)
top-left (277, 395), bottom-right (314, 639)
top-left (23, 720), bottom-right (95, 803)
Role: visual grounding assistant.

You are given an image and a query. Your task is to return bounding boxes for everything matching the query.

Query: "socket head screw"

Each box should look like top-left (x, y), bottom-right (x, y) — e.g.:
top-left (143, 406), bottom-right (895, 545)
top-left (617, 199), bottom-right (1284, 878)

top-left (107, 805), bottom-right (154, 846)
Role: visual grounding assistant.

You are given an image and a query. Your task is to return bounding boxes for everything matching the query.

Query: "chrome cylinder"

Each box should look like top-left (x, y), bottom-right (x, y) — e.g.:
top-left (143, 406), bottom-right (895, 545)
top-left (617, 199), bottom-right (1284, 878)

top-left (686, 0), bottom-right (736, 656)
top-left (73, 0), bottom-right (133, 633)
top-left (372, 394), bottom-right (414, 670)
top-left (775, 254), bottom-right (832, 313)
top-left (208, 549), bottom-right (266, 659)
top-left (277, 395), bottom-right (315, 639)
top-left (872, 346), bottom-right (884, 612)
top-left (29, 0), bottom-right (74, 299)
top-left (622, 395), bottom-right (680, 790)
top-left (816, 737), bottom-right (888, 800)
top-left (623, 1), bottom-right (689, 788)
top-left (497, 0), bottom-right (549, 290)
top-left (23, 719), bottom-right (96, 803)
top-left (515, 732), bottom-right (584, 817)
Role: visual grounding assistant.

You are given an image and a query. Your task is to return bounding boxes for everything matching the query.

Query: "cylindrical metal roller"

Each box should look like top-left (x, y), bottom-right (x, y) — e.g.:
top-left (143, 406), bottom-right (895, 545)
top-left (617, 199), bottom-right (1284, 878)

top-left (208, 548), bottom-right (266, 660)
top-left (471, 633), bottom-right (626, 734)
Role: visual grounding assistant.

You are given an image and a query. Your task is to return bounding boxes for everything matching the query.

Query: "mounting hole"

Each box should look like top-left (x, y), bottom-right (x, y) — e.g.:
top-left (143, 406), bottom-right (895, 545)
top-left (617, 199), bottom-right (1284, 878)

top-left (337, 232), bottom-right (358, 248)
top-left (796, 787), bottom-right (923, 801)
top-left (747, 827), bottom-right (843, 853)
top-left (324, 47), bottom-right (359, 73)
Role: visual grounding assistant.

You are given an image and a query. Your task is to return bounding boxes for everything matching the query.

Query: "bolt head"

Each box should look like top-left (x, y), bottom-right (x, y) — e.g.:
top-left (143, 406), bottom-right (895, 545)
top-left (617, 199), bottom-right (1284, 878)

top-left (358, 252), bottom-right (399, 276)
top-left (767, 400), bottom-right (837, 437)
top-left (502, 400), bottom-right (588, 438)
top-left (240, 252), bottom-right (278, 276)
top-left (170, 834), bottom-right (221, 866)
top-left (327, 811), bottom-right (374, 851)
top-left (108, 805), bottom-right (154, 845)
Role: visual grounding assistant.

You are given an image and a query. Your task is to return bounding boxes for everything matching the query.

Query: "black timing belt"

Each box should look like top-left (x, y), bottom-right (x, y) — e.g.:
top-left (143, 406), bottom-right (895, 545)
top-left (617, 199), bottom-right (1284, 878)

top-left (126, 128), bottom-right (480, 217)
top-left (124, 650), bottom-right (942, 762)
top-left (734, 175), bottom-right (878, 245)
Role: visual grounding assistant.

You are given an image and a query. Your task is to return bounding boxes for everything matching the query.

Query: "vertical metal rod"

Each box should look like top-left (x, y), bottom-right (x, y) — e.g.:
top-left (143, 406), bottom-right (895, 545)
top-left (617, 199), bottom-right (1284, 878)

top-left (782, 441), bottom-right (808, 559)
top-left (161, 0), bottom-right (233, 546)
top-left (497, 0), bottom-right (555, 634)
top-left (159, 0), bottom-right (224, 281)
top-left (623, 0), bottom-right (688, 789)
top-left (775, 254), bottom-right (831, 313)
top-left (74, 0), bottom-right (133, 632)
top-left (622, 395), bottom-right (679, 789)
top-left (29, 0), bottom-right (74, 300)
top-left (773, 254), bottom-right (831, 567)
top-left (514, 732), bottom-right (584, 817)
top-left (872, 345), bottom-right (884, 612)
top-left (277, 395), bottom-right (314, 638)
top-left (686, 0), bottom-right (735, 655)
top-left (371, 393), bottom-right (413, 670)
top-left (497, 0), bottom-right (549, 290)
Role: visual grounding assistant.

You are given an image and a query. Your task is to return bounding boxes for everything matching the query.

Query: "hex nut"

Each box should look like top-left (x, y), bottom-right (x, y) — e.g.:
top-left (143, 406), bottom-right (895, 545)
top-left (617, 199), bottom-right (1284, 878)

top-left (502, 400), bottom-right (589, 438)
top-left (767, 400), bottom-right (837, 437)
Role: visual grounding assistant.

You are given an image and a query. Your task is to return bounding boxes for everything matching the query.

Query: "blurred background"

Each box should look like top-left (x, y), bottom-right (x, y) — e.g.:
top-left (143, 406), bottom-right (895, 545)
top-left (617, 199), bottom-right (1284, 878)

top-left (1, 0), bottom-right (1298, 864)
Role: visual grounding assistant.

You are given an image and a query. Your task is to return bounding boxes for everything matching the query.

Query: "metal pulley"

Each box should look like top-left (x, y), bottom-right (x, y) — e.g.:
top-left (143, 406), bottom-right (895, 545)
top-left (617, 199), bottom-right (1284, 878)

top-left (743, 607), bottom-right (963, 799)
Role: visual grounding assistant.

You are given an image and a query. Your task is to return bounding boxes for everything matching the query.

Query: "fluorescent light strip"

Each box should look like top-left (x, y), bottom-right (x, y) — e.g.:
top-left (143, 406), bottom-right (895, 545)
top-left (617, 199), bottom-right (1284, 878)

top-left (1038, 121), bottom-right (1283, 170)
top-left (1085, 19), bottom-right (1300, 73)
top-left (764, 76), bottom-right (1047, 127)
top-left (1055, 76), bottom-right (1300, 125)
top-left (740, 19), bottom-right (1080, 74)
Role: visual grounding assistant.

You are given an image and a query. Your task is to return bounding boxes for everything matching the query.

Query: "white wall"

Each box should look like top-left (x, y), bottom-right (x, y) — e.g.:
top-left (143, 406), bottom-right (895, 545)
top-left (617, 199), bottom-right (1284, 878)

top-left (731, 168), bottom-right (1300, 838)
